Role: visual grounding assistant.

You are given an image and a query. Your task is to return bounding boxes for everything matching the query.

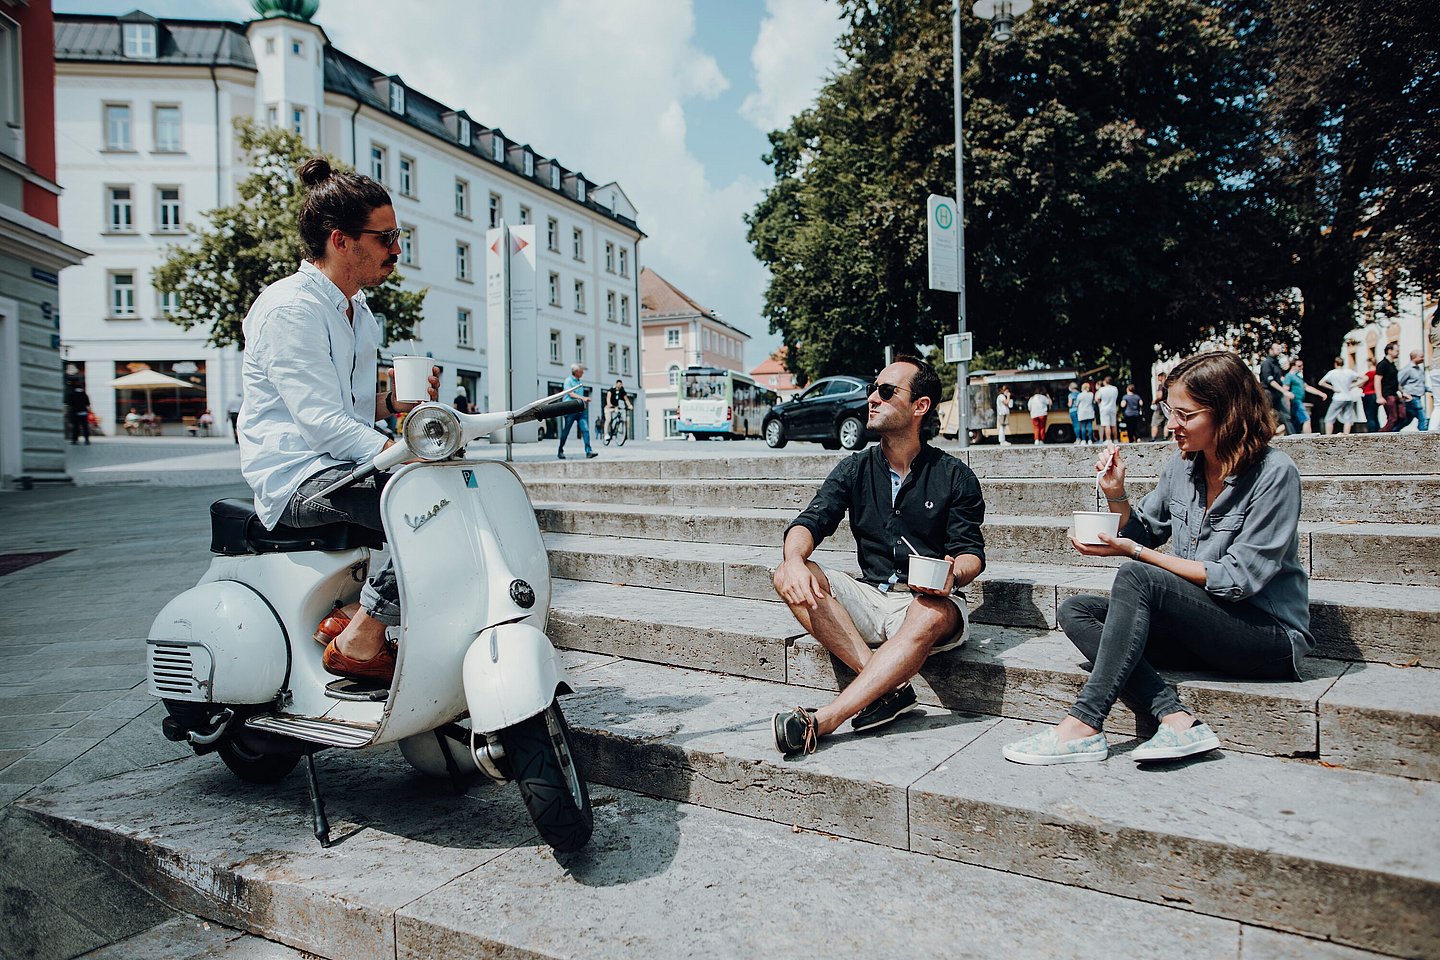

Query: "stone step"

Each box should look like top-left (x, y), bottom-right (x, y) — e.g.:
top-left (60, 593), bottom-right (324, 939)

top-left (547, 579), bottom-right (1440, 777)
top-left (535, 501), bottom-right (1440, 588)
top-left (527, 474), bottom-right (1440, 522)
top-left (560, 653), bottom-right (1440, 957)
top-left (14, 745), bottom-right (1396, 960)
top-left (543, 533), bottom-right (1440, 665)
top-left (513, 431), bottom-right (1440, 481)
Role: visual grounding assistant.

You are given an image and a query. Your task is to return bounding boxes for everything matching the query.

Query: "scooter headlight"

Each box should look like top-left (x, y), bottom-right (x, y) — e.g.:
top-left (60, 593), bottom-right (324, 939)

top-left (402, 403), bottom-right (464, 461)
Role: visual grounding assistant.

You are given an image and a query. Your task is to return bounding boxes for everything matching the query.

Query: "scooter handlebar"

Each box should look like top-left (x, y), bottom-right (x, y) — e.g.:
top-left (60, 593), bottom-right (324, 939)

top-left (513, 397), bottom-right (586, 425)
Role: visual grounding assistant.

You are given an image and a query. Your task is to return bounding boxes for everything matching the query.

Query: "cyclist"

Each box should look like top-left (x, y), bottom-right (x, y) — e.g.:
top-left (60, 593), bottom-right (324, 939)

top-left (602, 379), bottom-right (633, 443)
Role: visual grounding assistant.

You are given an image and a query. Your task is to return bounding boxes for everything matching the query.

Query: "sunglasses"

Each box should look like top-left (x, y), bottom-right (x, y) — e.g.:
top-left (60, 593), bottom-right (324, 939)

top-left (865, 381), bottom-right (912, 402)
top-left (354, 227), bottom-right (403, 246)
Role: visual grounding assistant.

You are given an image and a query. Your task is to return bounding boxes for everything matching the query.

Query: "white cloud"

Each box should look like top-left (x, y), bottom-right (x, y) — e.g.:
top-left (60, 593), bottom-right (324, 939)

top-left (740, 0), bottom-right (845, 133)
top-left (324, 0), bottom-right (774, 363)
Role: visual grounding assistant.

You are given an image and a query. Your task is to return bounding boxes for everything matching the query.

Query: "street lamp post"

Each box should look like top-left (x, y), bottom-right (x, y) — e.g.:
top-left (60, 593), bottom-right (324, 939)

top-left (952, 0), bottom-right (1029, 448)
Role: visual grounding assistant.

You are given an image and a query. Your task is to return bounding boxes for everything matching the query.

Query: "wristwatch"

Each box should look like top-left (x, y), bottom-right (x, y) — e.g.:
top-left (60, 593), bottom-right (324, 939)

top-left (1132, 544), bottom-right (1144, 561)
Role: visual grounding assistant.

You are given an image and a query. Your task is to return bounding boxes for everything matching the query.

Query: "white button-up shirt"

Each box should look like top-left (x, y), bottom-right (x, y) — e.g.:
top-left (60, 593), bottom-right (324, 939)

top-left (239, 261), bottom-right (389, 529)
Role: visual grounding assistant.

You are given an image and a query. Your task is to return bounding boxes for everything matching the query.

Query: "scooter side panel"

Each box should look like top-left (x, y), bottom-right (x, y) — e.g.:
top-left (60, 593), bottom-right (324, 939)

top-left (377, 460), bottom-right (551, 743)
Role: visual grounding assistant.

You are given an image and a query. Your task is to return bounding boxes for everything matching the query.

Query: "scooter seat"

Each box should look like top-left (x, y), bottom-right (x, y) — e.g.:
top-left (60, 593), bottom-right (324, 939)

top-left (209, 499), bottom-right (385, 556)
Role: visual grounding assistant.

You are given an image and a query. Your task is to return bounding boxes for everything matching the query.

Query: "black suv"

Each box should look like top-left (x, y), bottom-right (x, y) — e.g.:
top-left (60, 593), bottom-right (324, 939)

top-left (763, 376), bottom-right (875, 450)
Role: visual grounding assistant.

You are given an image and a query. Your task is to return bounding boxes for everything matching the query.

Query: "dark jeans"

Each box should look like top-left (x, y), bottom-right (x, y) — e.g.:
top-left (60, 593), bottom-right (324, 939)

top-left (69, 412), bottom-right (90, 444)
top-left (1124, 415), bottom-right (1147, 442)
top-left (281, 466), bottom-right (400, 626)
top-left (557, 410), bottom-right (592, 456)
top-left (1362, 394), bottom-right (1380, 432)
top-left (229, 412), bottom-right (240, 443)
top-left (1270, 392), bottom-right (1297, 434)
top-left (1060, 561), bottom-right (1297, 730)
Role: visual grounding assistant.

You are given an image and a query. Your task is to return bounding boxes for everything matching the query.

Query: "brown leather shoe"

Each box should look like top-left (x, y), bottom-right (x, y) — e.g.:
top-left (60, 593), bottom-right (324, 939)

top-left (313, 612), bottom-right (351, 646)
top-left (321, 639), bottom-right (396, 683)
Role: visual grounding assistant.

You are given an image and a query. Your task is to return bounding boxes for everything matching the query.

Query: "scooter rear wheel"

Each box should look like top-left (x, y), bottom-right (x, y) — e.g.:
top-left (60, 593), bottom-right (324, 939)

top-left (500, 700), bottom-right (593, 853)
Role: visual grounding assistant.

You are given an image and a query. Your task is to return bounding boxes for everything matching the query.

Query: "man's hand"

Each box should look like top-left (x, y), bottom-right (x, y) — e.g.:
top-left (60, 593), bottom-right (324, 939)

top-left (773, 557), bottom-right (828, 609)
top-left (910, 555), bottom-right (957, 597)
top-left (387, 366), bottom-right (441, 414)
top-left (1069, 531), bottom-right (1140, 559)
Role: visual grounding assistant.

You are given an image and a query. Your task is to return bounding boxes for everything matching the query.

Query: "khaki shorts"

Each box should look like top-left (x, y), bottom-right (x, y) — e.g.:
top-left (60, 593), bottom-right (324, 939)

top-left (818, 565), bottom-right (969, 654)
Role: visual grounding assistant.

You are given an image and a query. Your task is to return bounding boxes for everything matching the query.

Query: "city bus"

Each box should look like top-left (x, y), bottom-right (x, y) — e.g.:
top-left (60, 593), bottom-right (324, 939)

top-left (678, 366), bottom-right (778, 439)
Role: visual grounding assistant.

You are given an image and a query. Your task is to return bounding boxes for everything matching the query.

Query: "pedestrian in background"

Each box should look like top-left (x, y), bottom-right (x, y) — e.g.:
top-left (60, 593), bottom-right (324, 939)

top-left (995, 385), bottom-right (1013, 445)
top-left (1259, 341), bottom-right (1296, 435)
top-left (1318, 357), bottom-right (1362, 435)
top-left (1067, 381), bottom-right (1081, 445)
top-left (226, 393), bottom-right (243, 444)
top-left (1027, 388), bottom-right (1052, 445)
top-left (451, 385), bottom-right (472, 414)
top-left (1361, 365), bottom-right (1381, 432)
top-left (1075, 381), bottom-right (1096, 445)
top-left (1284, 358), bottom-right (1327, 434)
top-left (1121, 384), bottom-right (1146, 442)
top-left (1096, 376), bottom-right (1120, 444)
top-left (65, 381), bottom-right (92, 445)
top-left (1397, 350), bottom-right (1430, 432)
top-left (557, 363), bottom-right (597, 460)
top-left (1377, 343), bottom-right (1403, 431)
top-left (1151, 372), bottom-right (1170, 441)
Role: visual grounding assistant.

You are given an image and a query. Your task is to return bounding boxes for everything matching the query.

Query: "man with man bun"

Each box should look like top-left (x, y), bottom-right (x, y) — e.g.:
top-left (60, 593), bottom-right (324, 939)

top-left (237, 156), bottom-right (438, 683)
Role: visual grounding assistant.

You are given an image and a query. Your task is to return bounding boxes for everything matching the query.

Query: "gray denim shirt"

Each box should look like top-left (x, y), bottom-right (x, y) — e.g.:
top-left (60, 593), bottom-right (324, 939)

top-left (1121, 446), bottom-right (1313, 669)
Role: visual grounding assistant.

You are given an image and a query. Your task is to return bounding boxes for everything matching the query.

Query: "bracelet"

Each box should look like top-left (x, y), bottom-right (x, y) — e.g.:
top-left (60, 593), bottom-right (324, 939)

top-left (1105, 493), bottom-right (1129, 503)
top-left (385, 392), bottom-right (399, 415)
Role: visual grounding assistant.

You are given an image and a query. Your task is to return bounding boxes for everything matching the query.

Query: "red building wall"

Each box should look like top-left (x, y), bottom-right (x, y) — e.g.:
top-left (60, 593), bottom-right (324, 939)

top-left (17, 0), bottom-right (60, 225)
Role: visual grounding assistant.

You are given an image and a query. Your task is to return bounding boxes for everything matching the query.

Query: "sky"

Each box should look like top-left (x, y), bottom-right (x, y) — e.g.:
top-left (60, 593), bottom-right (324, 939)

top-left (57, 0), bottom-right (849, 368)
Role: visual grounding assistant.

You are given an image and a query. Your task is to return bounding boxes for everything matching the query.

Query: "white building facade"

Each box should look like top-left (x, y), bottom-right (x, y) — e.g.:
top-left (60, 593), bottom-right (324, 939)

top-left (54, 4), bottom-right (643, 436)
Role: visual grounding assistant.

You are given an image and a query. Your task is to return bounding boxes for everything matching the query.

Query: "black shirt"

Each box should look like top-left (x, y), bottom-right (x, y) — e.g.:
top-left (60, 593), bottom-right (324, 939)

top-left (786, 443), bottom-right (986, 586)
top-left (1259, 356), bottom-right (1285, 395)
top-left (605, 386), bottom-right (629, 407)
top-left (66, 387), bottom-right (90, 415)
top-left (1376, 358), bottom-right (1399, 396)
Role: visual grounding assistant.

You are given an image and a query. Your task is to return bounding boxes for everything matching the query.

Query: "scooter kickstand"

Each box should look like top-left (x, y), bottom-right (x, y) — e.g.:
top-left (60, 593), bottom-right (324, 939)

top-left (304, 751), bottom-right (331, 848)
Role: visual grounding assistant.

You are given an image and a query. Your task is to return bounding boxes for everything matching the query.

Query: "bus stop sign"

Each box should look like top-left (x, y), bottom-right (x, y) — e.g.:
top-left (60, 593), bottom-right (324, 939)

top-left (944, 332), bottom-right (973, 364)
top-left (927, 195), bottom-right (960, 293)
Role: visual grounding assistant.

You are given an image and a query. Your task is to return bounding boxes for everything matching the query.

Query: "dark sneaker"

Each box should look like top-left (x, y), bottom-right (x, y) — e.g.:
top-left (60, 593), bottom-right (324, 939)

top-left (772, 706), bottom-right (819, 756)
top-left (851, 683), bottom-right (920, 733)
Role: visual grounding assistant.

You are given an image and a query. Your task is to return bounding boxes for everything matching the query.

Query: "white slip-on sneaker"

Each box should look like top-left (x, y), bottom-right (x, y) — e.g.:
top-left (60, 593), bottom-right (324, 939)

top-left (1002, 728), bottom-right (1108, 765)
top-left (1131, 722), bottom-right (1221, 762)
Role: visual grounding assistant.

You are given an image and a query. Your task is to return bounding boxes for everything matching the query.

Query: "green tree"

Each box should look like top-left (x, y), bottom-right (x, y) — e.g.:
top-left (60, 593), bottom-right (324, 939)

top-left (1240, 0), bottom-right (1439, 372)
top-left (748, 0), bottom-right (1279, 389)
top-left (154, 120), bottom-right (426, 349)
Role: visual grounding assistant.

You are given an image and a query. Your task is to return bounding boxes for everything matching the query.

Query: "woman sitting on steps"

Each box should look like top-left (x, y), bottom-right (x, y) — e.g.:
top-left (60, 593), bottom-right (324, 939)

top-left (1003, 350), bottom-right (1313, 766)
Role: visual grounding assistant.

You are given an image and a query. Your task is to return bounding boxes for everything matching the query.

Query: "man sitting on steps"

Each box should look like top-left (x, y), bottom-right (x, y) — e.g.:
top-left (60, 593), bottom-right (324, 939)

top-left (771, 355), bottom-right (986, 756)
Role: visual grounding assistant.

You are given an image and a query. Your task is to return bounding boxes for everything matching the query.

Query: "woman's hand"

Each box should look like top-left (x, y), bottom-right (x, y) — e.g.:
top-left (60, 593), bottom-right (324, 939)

top-left (1096, 444), bottom-right (1127, 501)
top-left (1069, 531), bottom-right (1139, 559)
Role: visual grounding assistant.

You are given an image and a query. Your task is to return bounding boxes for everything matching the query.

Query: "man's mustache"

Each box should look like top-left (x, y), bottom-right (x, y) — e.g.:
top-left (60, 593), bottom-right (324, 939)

top-left (383, 257), bottom-right (398, 266)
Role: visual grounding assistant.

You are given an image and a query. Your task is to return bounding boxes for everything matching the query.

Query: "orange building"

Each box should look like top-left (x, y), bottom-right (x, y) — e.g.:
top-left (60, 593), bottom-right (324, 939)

top-left (749, 348), bottom-right (801, 400)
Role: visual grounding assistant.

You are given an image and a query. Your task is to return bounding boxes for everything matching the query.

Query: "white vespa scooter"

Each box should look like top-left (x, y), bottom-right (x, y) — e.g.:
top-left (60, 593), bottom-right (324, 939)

top-left (146, 392), bottom-right (592, 851)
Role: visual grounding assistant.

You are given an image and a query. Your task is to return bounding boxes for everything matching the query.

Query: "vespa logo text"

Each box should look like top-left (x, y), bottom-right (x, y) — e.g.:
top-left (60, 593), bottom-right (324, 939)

top-left (404, 498), bottom-right (451, 533)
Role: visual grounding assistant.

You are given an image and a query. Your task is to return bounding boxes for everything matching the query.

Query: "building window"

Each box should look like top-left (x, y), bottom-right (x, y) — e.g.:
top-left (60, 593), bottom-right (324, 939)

top-left (265, 37), bottom-right (275, 54)
top-left (104, 104), bottom-right (132, 150)
top-left (457, 308), bottom-right (472, 348)
top-left (400, 226), bottom-right (416, 266)
top-left (265, 104), bottom-right (278, 128)
top-left (399, 156), bottom-right (415, 197)
top-left (548, 272), bottom-right (560, 306)
top-left (666, 328), bottom-right (680, 348)
top-left (620, 295), bottom-right (631, 326)
top-left (619, 248), bottom-right (629, 277)
top-left (455, 178), bottom-right (469, 218)
top-left (549, 330), bottom-right (561, 364)
top-left (622, 346), bottom-right (632, 376)
top-left (122, 23), bottom-right (156, 59)
top-left (575, 336), bottom-right (586, 365)
top-left (489, 192), bottom-right (502, 229)
top-left (664, 408), bottom-right (680, 437)
top-left (606, 290), bottom-right (616, 323)
top-left (668, 364), bottom-right (682, 387)
top-left (572, 228), bottom-right (584, 261)
top-left (159, 287), bottom-right (180, 317)
top-left (291, 107), bottom-right (305, 138)
top-left (291, 38), bottom-right (304, 56)
top-left (389, 82), bottom-right (405, 115)
top-left (458, 117), bottom-right (472, 147)
top-left (519, 205), bottom-right (531, 225)
top-left (574, 280), bottom-right (585, 313)
top-left (604, 242), bottom-right (615, 273)
top-left (153, 105), bottom-right (181, 152)
top-left (109, 272), bottom-right (136, 317)
top-left (576, 179), bottom-right (587, 203)
top-left (607, 343), bottom-right (618, 375)
top-left (156, 187), bottom-right (182, 232)
top-left (107, 187), bottom-right (134, 232)
top-left (370, 144), bottom-right (386, 183)
top-left (456, 242), bottom-right (471, 281)
top-left (491, 133), bottom-right (504, 162)
top-left (550, 165), bottom-right (561, 190)
top-left (546, 218), bottom-right (558, 251)
top-left (523, 151), bottom-right (535, 177)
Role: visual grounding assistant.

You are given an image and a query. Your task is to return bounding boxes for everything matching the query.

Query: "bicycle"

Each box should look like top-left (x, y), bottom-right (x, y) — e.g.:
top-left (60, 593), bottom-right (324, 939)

top-left (602, 407), bottom-right (629, 446)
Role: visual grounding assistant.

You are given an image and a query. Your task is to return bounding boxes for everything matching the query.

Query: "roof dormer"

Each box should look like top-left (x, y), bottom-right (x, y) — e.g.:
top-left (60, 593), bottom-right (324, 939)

top-left (484, 128), bottom-right (505, 164)
top-left (565, 172), bottom-right (588, 204)
top-left (119, 10), bottom-right (160, 60)
top-left (372, 75), bottom-right (406, 116)
top-left (507, 143), bottom-right (536, 178)
top-left (442, 109), bottom-right (473, 148)
top-left (541, 158), bottom-right (565, 191)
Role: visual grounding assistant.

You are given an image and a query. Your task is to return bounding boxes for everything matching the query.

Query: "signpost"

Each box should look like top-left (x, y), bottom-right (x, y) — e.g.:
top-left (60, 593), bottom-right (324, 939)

top-left (928, 194), bottom-right (969, 445)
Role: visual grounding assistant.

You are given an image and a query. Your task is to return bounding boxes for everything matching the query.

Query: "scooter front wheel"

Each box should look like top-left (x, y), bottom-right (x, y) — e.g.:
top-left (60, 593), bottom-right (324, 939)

top-left (218, 736), bottom-right (300, 784)
top-left (499, 700), bottom-right (593, 853)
